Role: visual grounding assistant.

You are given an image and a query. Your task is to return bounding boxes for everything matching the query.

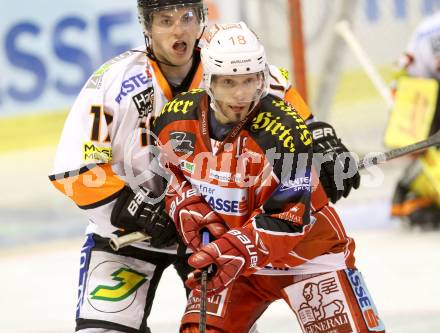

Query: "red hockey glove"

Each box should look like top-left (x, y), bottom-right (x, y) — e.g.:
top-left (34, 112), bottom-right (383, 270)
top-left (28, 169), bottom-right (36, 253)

top-left (166, 184), bottom-right (227, 251)
top-left (186, 227), bottom-right (268, 296)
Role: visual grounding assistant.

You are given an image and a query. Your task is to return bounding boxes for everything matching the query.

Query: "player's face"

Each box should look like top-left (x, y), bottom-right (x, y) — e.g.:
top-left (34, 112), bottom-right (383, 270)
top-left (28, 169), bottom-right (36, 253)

top-left (149, 7), bottom-right (202, 66)
top-left (211, 73), bottom-right (262, 124)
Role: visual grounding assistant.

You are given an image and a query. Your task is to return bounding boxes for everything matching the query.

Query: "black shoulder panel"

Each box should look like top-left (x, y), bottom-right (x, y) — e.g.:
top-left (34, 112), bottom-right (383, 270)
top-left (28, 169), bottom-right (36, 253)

top-left (248, 95), bottom-right (313, 217)
top-left (254, 214), bottom-right (304, 234)
top-left (247, 94), bottom-right (313, 158)
top-left (152, 88), bottom-right (206, 135)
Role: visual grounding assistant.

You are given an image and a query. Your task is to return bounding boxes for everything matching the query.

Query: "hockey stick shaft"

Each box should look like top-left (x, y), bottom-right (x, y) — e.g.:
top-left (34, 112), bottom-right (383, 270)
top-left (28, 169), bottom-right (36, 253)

top-left (335, 20), bottom-right (394, 109)
top-left (110, 133), bottom-right (440, 250)
top-left (109, 232), bottom-right (151, 251)
top-left (358, 130), bottom-right (440, 169)
top-left (199, 231), bottom-right (210, 333)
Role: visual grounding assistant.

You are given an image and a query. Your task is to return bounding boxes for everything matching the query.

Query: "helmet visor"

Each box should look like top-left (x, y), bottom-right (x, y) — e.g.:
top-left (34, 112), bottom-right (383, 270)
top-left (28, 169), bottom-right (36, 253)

top-left (209, 72), bottom-right (267, 105)
top-left (207, 71), bottom-right (269, 123)
top-left (140, 4), bottom-right (206, 35)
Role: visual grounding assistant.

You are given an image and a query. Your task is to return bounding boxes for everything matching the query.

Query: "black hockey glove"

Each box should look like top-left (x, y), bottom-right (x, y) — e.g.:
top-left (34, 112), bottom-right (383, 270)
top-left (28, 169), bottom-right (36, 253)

top-left (309, 121), bottom-right (361, 203)
top-left (111, 186), bottom-right (177, 248)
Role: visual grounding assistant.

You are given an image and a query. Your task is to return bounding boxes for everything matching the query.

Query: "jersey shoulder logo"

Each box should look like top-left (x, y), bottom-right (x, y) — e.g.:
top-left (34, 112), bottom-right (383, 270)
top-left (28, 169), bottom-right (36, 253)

top-left (86, 50), bottom-right (134, 89)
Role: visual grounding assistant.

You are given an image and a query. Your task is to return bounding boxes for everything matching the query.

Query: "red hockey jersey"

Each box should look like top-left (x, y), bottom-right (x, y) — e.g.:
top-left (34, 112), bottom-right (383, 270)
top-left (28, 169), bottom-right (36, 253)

top-left (153, 89), bottom-right (356, 275)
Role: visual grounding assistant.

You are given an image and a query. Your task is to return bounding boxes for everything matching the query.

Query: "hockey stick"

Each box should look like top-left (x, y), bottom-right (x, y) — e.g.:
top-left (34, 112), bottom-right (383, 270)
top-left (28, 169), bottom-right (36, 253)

top-left (199, 231), bottom-right (211, 333)
top-left (108, 133), bottom-right (440, 249)
top-left (358, 129), bottom-right (440, 169)
top-left (335, 20), bottom-right (394, 109)
top-left (109, 232), bottom-right (151, 251)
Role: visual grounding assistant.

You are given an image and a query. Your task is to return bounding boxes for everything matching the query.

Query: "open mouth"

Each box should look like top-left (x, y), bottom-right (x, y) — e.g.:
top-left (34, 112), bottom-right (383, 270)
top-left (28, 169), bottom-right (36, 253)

top-left (172, 41), bottom-right (188, 54)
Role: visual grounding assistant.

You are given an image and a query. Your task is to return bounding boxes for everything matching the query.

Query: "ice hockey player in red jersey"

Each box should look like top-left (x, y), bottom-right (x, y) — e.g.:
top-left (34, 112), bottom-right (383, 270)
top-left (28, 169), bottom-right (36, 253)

top-left (48, 0), bottom-right (360, 331)
top-left (153, 22), bottom-right (385, 333)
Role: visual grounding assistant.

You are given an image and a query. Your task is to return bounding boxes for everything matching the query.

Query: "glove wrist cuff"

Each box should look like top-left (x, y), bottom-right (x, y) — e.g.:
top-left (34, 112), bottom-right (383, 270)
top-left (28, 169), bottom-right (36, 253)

top-left (309, 121), bottom-right (338, 144)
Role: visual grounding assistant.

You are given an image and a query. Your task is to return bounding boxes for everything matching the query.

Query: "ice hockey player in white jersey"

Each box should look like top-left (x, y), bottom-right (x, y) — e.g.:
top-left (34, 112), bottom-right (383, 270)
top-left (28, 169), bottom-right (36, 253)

top-left (49, 1), bottom-right (209, 332)
top-left (399, 11), bottom-right (440, 80)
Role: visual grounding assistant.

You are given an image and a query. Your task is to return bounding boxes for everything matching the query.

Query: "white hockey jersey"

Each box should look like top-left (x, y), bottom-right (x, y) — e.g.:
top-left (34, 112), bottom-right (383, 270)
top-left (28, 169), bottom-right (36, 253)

top-left (49, 46), bottom-right (309, 253)
top-left (404, 11), bottom-right (440, 80)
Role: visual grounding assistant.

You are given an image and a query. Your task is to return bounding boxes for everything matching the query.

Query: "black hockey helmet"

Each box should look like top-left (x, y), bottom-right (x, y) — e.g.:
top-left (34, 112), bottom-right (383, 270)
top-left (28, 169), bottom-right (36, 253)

top-left (137, 0), bottom-right (207, 64)
top-left (137, 0), bottom-right (207, 34)
top-left (138, 0), bottom-right (204, 10)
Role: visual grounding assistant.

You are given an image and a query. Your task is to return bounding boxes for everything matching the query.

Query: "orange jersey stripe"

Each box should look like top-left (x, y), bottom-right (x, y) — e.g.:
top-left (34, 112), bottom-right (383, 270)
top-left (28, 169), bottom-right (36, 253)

top-left (189, 63), bottom-right (203, 90)
top-left (150, 60), bottom-right (173, 101)
top-left (284, 87), bottom-right (312, 120)
top-left (150, 58), bottom-right (203, 100)
top-left (50, 164), bottom-right (125, 208)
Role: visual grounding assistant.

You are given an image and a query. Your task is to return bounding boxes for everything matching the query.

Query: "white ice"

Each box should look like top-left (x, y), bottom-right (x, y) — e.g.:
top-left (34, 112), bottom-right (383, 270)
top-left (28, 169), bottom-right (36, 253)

top-left (1, 148), bottom-right (439, 332)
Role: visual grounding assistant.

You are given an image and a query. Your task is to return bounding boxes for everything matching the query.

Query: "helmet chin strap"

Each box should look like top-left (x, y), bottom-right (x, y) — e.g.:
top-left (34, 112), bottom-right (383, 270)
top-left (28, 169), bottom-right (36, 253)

top-left (152, 51), bottom-right (193, 68)
top-left (209, 99), bottom-right (224, 117)
top-left (206, 68), bottom-right (269, 122)
top-left (144, 35), bottom-right (188, 68)
top-left (206, 87), bottom-right (226, 119)
top-left (207, 83), bottom-right (265, 125)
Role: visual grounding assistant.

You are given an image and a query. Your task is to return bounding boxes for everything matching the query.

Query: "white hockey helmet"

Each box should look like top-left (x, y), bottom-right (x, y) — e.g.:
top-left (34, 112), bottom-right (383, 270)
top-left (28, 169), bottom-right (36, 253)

top-left (201, 22), bottom-right (270, 105)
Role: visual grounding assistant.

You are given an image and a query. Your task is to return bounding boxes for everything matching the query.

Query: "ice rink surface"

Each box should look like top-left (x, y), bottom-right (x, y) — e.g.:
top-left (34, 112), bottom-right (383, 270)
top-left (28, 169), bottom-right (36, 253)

top-left (1, 147), bottom-right (440, 332)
